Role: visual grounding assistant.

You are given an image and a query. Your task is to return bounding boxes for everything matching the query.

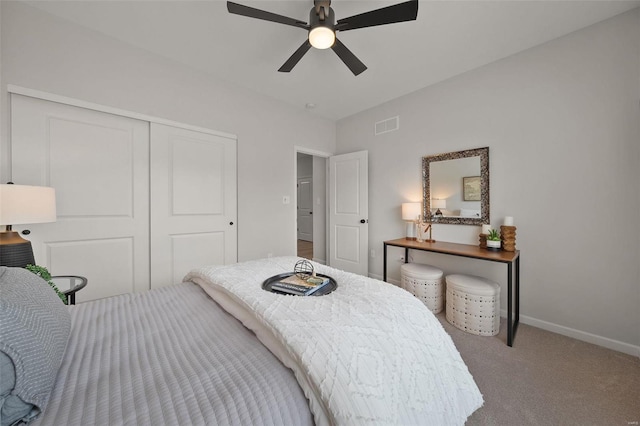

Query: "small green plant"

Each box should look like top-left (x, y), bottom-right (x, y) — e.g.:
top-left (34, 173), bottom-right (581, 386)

top-left (25, 264), bottom-right (67, 304)
top-left (487, 229), bottom-right (501, 241)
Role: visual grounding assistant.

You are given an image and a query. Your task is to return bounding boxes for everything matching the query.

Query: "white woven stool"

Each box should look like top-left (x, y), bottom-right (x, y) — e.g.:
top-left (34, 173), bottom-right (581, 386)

top-left (446, 274), bottom-right (500, 336)
top-left (400, 263), bottom-right (444, 313)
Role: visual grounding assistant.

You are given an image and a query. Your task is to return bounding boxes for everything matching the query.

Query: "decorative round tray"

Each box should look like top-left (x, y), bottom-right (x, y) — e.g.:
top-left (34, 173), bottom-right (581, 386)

top-left (262, 272), bottom-right (337, 296)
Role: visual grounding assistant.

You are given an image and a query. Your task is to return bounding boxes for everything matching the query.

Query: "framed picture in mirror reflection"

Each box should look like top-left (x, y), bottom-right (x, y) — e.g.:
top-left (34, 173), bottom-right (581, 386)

top-left (463, 176), bottom-right (481, 201)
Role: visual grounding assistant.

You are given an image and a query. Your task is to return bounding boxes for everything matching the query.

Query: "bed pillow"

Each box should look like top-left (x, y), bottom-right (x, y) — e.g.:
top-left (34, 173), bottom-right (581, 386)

top-left (0, 267), bottom-right (71, 426)
top-left (460, 208), bottom-right (481, 217)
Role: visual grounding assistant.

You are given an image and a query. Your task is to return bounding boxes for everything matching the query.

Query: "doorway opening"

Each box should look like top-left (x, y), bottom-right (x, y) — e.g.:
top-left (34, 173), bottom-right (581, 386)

top-left (295, 150), bottom-right (328, 263)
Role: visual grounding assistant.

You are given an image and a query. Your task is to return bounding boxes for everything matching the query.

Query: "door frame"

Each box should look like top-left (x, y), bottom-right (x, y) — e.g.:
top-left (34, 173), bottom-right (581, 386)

top-left (294, 146), bottom-right (331, 264)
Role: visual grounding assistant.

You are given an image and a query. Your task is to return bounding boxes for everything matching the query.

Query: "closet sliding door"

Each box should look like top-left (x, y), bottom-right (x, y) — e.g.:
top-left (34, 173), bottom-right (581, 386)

top-left (11, 94), bottom-right (151, 302)
top-left (150, 124), bottom-right (237, 288)
top-left (11, 94), bottom-right (238, 301)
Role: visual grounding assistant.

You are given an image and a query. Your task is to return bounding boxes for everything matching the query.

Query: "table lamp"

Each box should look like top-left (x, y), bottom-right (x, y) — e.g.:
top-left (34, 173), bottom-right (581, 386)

top-left (432, 199), bottom-right (446, 216)
top-left (0, 184), bottom-right (56, 267)
top-left (401, 202), bottom-right (421, 240)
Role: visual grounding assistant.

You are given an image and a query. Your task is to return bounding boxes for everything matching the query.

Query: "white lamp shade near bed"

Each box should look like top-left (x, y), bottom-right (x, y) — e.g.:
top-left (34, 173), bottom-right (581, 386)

top-left (402, 202), bottom-right (421, 239)
top-left (0, 184), bottom-right (56, 267)
top-left (0, 184), bottom-right (57, 225)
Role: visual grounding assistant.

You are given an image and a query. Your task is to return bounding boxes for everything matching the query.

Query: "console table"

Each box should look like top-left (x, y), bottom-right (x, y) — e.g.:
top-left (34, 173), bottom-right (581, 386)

top-left (383, 238), bottom-right (520, 347)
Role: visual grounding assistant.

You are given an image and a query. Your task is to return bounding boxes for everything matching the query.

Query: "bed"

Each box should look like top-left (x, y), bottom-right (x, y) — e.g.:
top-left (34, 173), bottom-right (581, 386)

top-left (1, 257), bottom-right (483, 425)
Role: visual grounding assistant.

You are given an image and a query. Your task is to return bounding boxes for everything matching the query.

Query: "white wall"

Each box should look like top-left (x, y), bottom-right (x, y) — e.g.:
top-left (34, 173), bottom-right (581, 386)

top-left (337, 10), bottom-right (640, 354)
top-left (0, 4), bottom-right (2, 157)
top-left (0, 2), bottom-right (336, 262)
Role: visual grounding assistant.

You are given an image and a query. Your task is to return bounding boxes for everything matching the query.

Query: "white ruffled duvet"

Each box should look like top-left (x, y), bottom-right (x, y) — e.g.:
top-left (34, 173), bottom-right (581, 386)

top-left (185, 257), bottom-right (483, 425)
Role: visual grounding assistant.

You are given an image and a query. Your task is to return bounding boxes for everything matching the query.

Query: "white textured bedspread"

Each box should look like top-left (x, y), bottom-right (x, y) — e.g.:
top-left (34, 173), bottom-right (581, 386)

top-left (185, 257), bottom-right (483, 426)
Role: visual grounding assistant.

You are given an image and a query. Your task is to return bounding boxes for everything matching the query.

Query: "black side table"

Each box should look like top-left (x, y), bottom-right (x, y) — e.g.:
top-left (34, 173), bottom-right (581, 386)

top-left (51, 275), bottom-right (88, 305)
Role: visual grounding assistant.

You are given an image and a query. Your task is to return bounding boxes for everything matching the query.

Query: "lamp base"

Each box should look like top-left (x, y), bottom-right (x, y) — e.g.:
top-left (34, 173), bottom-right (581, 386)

top-left (0, 231), bottom-right (35, 267)
top-left (405, 221), bottom-right (417, 240)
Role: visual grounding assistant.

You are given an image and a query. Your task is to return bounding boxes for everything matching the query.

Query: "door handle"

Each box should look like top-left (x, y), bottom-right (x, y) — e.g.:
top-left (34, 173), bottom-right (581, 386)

top-left (360, 219), bottom-right (367, 224)
top-left (229, 222), bottom-right (234, 226)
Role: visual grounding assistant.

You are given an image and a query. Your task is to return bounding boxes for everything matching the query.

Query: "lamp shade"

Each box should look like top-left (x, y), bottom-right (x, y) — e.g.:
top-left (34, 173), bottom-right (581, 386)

top-left (401, 202), bottom-right (421, 221)
top-left (0, 184), bottom-right (56, 225)
top-left (431, 199), bottom-right (446, 209)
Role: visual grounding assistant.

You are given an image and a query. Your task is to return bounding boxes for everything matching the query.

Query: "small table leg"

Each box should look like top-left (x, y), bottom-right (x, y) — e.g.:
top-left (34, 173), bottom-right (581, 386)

top-left (383, 243), bottom-right (388, 282)
top-left (507, 257), bottom-right (521, 347)
top-left (507, 261), bottom-right (513, 346)
top-left (514, 255), bottom-right (520, 338)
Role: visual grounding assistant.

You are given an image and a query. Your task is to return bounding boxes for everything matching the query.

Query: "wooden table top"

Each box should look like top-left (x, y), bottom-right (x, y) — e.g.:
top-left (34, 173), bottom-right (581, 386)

top-left (384, 238), bottom-right (520, 263)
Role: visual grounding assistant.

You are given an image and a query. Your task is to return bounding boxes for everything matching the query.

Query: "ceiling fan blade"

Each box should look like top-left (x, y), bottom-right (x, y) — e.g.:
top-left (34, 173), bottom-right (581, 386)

top-left (227, 2), bottom-right (309, 30)
top-left (335, 0), bottom-right (418, 32)
top-left (278, 40), bottom-right (313, 73)
top-left (331, 38), bottom-right (367, 76)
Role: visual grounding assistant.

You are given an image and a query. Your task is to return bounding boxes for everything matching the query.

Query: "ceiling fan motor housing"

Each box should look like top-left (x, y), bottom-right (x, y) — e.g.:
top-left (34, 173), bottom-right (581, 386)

top-left (310, 5), bottom-right (335, 29)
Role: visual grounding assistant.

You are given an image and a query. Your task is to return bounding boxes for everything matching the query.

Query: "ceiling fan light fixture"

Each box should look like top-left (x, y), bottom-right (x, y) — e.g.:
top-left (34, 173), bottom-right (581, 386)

top-left (309, 26), bottom-right (335, 49)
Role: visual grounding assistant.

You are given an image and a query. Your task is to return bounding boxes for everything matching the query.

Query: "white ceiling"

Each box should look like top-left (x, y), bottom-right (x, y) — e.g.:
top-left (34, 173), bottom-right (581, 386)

top-left (26, 0), bottom-right (640, 120)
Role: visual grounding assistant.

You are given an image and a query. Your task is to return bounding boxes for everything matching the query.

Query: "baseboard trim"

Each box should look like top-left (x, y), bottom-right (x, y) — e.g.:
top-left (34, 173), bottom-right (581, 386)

top-left (501, 311), bottom-right (640, 358)
top-left (373, 273), bottom-right (639, 357)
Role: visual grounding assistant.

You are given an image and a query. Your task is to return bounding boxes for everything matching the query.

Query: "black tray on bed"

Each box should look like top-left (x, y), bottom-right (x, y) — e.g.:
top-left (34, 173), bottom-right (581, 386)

top-left (262, 272), bottom-right (337, 296)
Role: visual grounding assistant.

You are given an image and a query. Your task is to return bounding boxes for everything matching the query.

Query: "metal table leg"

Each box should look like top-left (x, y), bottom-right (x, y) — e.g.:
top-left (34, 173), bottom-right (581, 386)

top-left (507, 256), bottom-right (521, 347)
top-left (383, 243), bottom-right (388, 281)
top-left (507, 261), bottom-right (513, 346)
top-left (514, 256), bottom-right (520, 339)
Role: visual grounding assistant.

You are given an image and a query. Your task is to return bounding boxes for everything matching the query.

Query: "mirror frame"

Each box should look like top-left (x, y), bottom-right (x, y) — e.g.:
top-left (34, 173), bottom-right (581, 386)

top-left (422, 147), bottom-right (490, 226)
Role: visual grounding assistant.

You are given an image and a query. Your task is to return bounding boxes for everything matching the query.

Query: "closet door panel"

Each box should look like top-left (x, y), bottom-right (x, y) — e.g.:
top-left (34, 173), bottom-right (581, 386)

top-left (48, 238), bottom-right (136, 302)
top-left (170, 232), bottom-right (225, 284)
top-left (171, 138), bottom-right (224, 215)
top-left (150, 123), bottom-right (237, 288)
top-left (11, 94), bottom-right (150, 302)
top-left (48, 118), bottom-right (134, 217)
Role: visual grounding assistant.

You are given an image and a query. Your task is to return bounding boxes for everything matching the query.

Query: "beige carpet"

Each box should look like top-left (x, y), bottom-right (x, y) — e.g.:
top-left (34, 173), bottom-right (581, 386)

top-left (435, 313), bottom-right (640, 425)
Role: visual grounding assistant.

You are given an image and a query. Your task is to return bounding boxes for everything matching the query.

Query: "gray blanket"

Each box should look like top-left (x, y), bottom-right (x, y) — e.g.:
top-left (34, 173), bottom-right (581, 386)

top-left (0, 267), bottom-right (71, 425)
top-left (34, 282), bottom-right (313, 425)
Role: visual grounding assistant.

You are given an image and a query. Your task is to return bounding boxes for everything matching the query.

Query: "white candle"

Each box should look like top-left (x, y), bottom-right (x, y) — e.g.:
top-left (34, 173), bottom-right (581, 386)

top-left (504, 216), bottom-right (514, 226)
top-left (481, 224), bottom-right (491, 234)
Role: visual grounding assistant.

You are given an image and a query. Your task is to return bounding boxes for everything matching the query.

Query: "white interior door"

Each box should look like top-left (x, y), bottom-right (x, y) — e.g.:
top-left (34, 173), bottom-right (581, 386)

top-left (297, 177), bottom-right (313, 242)
top-left (11, 94), bottom-right (150, 302)
top-left (150, 123), bottom-right (237, 288)
top-left (329, 151), bottom-right (368, 275)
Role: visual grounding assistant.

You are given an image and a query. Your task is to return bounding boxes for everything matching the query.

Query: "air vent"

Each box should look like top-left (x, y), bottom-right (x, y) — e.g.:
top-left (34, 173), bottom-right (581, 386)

top-left (374, 116), bottom-right (399, 135)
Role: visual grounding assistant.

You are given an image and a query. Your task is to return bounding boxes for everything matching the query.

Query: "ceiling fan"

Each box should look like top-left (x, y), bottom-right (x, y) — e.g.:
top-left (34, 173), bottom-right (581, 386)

top-left (227, 0), bottom-right (419, 76)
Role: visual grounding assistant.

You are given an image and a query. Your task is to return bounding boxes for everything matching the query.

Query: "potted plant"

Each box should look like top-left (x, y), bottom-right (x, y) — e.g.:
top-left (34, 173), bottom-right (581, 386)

top-left (25, 264), bottom-right (67, 304)
top-left (486, 229), bottom-right (501, 250)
